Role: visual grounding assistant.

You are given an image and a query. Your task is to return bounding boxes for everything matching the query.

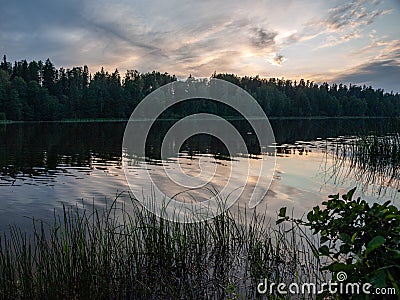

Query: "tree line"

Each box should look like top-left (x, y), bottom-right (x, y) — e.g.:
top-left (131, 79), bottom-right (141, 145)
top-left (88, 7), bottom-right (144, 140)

top-left (0, 55), bottom-right (399, 121)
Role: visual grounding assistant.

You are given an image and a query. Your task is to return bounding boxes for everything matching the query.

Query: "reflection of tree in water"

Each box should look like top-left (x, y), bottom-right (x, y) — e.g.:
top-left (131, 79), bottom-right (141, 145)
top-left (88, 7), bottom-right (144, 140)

top-left (275, 145), bottom-right (311, 156)
top-left (145, 119), bottom-right (262, 161)
top-left (270, 117), bottom-right (400, 144)
top-left (0, 122), bottom-right (124, 181)
top-left (2, 119), bottom-right (400, 189)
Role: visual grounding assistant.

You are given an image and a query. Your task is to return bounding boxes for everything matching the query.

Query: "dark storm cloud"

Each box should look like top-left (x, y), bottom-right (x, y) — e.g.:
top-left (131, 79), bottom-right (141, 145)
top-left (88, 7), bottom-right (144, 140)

top-left (333, 59), bottom-right (400, 93)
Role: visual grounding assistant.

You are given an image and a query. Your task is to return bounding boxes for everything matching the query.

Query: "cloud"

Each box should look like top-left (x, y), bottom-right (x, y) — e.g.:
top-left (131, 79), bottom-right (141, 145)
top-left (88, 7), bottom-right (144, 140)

top-left (313, 36), bottom-right (400, 93)
top-left (350, 38), bottom-right (400, 63)
top-left (266, 54), bottom-right (287, 66)
top-left (0, 0), bottom-right (398, 91)
top-left (0, 0), bottom-right (287, 75)
top-left (315, 0), bottom-right (392, 32)
top-left (284, 0), bottom-right (392, 49)
top-left (0, 0), bottom-right (87, 61)
top-left (331, 59), bottom-right (400, 93)
top-left (375, 40), bottom-right (400, 60)
top-left (313, 31), bottom-right (362, 50)
top-left (250, 28), bottom-right (277, 49)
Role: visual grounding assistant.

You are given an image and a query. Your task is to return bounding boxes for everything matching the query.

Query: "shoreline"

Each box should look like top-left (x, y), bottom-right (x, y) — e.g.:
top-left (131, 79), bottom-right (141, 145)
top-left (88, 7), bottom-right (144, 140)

top-left (1, 116), bottom-right (399, 124)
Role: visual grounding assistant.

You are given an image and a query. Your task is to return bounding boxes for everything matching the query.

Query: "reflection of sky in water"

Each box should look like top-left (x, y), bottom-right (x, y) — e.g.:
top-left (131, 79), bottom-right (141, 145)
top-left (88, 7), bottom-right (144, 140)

top-left (1, 146), bottom-right (399, 231)
top-left (0, 164), bottom-right (130, 232)
top-left (1, 120), bottom-right (400, 231)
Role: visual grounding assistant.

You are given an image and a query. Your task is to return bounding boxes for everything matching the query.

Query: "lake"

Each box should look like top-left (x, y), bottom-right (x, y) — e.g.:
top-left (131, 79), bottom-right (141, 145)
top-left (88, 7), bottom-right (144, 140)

top-left (1, 118), bottom-right (399, 231)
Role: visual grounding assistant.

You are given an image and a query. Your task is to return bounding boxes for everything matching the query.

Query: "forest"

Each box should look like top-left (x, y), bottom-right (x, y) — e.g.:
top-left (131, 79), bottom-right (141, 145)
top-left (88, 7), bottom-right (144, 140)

top-left (0, 55), bottom-right (399, 121)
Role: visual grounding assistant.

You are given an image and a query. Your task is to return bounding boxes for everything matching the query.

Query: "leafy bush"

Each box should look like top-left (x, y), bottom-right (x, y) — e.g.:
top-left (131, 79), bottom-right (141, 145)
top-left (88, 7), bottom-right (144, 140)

top-left (278, 188), bottom-right (400, 295)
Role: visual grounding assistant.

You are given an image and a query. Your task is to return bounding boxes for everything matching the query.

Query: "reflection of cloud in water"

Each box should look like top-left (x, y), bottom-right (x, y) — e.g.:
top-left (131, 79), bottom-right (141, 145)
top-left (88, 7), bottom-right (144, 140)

top-left (126, 154), bottom-right (275, 199)
top-left (2, 126), bottom-right (400, 229)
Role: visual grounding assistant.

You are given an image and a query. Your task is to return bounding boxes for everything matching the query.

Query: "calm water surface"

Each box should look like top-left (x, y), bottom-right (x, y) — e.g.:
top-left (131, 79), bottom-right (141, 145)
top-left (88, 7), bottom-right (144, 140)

top-left (1, 119), bottom-right (399, 231)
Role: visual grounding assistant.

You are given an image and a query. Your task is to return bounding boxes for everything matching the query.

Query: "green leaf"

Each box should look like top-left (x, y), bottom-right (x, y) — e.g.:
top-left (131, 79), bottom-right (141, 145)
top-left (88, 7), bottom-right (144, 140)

top-left (385, 214), bottom-right (400, 220)
top-left (351, 232), bottom-right (357, 244)
top-left (391, 249), bottom-right (400, 259)
top-left (369, 270), bottom-right (387, 288)
top-left (307, 211), bottom-right (315, 222)
top-left (323, 262), bottom-right (355, 273)
top-left (331, 262), bottom-right (355, 272)
top-left (387, 271), bottom-right (400, 296)
top-left (365, 236), bottom-right (386, 256)
top-left (276, 218), bottom-right (285, 225)
top-left (339, 233), bottom-right (351, 244)
top-left (278, 207), bottom-right (287, 218)
top-left (343, 187), bottom-right (356, 201)
top-left (320, 236), bottom-right (329, 243)
top-left (328, 193), bottom-right (339, 200)
top-left (319, 245), bottom-right (330, 256)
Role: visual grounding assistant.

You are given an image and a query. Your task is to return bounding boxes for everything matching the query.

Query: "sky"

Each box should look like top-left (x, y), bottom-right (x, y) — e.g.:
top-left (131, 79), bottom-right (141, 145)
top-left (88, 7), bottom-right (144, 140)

top-left (0, 0), bottom-right (399, 92)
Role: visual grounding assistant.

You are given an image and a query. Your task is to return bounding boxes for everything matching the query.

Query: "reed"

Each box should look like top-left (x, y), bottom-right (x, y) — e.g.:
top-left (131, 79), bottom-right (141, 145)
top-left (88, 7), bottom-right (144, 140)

top-left (0, 193), bottom-right (322, 299)
top-left (327, 133), bottom-right (400, 194)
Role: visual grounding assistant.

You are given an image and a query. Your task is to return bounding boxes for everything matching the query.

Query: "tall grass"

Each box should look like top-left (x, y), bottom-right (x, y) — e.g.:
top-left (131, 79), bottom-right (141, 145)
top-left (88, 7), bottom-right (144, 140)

top-left (327, 133), bottom-right (400, 195)
top-left (0, 193), bottom-right (322, 299)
